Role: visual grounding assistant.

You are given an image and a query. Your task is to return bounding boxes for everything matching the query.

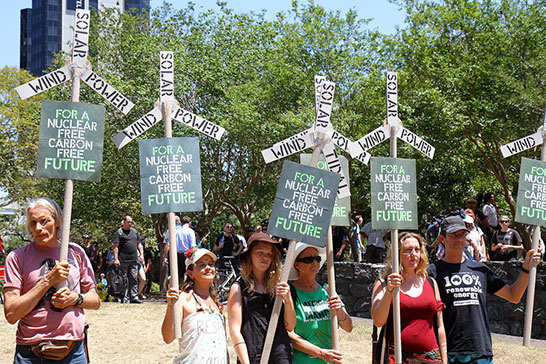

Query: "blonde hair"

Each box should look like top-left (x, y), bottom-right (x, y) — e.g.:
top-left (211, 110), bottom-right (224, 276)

top-left (25, 197), bottom-right (63, 240)
top-left (240, 241), bottom-right (281, 298)
top-left (381, 232), bottom-right (428, 280)
top-left (181, 264), bottom-right (222, 313)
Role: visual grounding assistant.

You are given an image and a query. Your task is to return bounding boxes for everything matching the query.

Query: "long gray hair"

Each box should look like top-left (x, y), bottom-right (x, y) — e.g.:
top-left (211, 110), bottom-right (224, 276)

top-left (25, 197), bottom-right (63, 241)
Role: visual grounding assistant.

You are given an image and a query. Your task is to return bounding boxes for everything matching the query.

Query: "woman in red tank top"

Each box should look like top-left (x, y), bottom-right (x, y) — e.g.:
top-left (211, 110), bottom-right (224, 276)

top-left (371, 232), bottom-right (447, 364)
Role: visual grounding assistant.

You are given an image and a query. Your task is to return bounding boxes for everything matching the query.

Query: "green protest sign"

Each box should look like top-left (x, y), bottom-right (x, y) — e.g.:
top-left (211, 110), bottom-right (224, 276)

top-left (139, 137), bottom-right (203, 215)
top-left (268, 160), bottom-right (340, 247)
top-left (301, 154), bottom-right (351, 226)
top-left (36, 100), bottom-right (105, 181)
top-left (515, 157), bottom-right (546, 226)
top-left (370, 157), bottom-right (418, 230)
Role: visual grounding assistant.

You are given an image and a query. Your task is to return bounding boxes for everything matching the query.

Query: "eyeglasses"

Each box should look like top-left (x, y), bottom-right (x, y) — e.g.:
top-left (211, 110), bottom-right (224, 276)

top-left (296, 256), bottom-right (322, 264)
top-left (499, 220), bottom-right (510, 224)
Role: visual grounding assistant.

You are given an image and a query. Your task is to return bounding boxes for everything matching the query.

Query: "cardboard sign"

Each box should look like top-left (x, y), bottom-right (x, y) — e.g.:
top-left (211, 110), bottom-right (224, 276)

top-left (370, 157), bottom-right (418, 229)
top-left (15, 65), bottom-right (73, 100)
top-left (112, 106), bottom-right (163, 149)
top-left (386, 71), bottom-right (398, 125)
top-left (322, 142), bottom-right (351, 199)
top-left (501, 131), bottom-right (544, 158)
top-left (515, 158), bottom-right (546, 226)
top-left (396, 126), bottom-right (435, 159)
top-left (160, 51), bottom-right (175, 102)
top-left (267, 161), bottom-right (340, 247)
top-left (262, 129), bottom-right (314, 163)
top-left (82, 68), bottom-right (135, 114)
top-left (172, 106), bottom-right (225, 140)
top-left (349, 124), bottom-right (391, 158)
top-left (37, 100), bottom-right (105, 181)
top-left (301, 154), bottom-right (351, 226)
top-left (72, 10), bottom-right (90, 67)
top-left (139, 137), bottom-right (203, 214)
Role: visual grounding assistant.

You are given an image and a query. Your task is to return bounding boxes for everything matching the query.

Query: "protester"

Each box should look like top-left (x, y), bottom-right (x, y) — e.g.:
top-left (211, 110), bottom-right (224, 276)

top-left (332, 226), bottom-right (349, 262)
top-left (233, 224), bottom-right (247, 249)
top-left (463, 210), bottom-right (487, 262)
top-left (137, 235), bottom-right (148, 300)
top-left (372, 232), bottom-right (447, 364)
top-left (227, 232), bottom-right (296, 364)
top-left (288, 242), bottom-right (353, 363)
top-left (362, 222), bottom-right (390, 263)
top-left (162, 248), bottom-right (228, 363)
top-left (3, 197), bottom-right (100, 364)
top-left (81, 235), bottom-right (99, 278)
top-left (349, 215), bottom-right (364, 262)
top-left (112, 215), bottom-right (143, 304)
top-left (490, 215), bottom-right (524, 261)
top-left (481, 193), bottom-right (498, 251)
top-left (428, 215), bottom-right (541, 363)
top-left (214, 223), bottom-right (243, 258)
top-left (195, 230), bottom-right (207, 249)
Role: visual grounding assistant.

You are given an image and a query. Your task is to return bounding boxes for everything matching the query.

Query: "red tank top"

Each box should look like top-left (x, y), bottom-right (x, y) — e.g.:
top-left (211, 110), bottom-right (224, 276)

top-left (389, 278), bottom-right (440, 353)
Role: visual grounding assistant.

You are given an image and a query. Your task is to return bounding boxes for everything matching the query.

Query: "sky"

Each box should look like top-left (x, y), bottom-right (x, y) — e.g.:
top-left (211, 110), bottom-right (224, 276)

top-left (0, 0), bottom-right (405, 69)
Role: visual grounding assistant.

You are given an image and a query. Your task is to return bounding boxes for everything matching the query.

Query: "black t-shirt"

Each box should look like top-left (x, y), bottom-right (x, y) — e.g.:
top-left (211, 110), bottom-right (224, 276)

top-left (216, 233), bottom-right (239, 257)
top-left (491, 229), bottom-right (522, 261)
top-left (332, 226), bottom-right (347, 261)
top-left (113, 227), bottom-right (139, 263)
top-left (427, 259), bottom-right (506, 357)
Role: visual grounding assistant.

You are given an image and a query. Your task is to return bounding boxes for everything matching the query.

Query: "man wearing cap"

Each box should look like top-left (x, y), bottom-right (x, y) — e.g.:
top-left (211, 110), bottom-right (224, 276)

top-left (428, 215), bottom-right (541, 364)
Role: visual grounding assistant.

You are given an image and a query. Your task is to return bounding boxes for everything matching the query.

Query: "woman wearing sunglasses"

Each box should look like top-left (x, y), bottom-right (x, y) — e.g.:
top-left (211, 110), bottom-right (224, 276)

top-left (288, 242), bottom-right (353, 364)
top-left (161, 248), bottom-right (228, 364)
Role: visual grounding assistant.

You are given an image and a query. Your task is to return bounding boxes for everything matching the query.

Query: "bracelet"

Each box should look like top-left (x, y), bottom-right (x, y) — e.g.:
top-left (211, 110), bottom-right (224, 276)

top-left (522, 267), bottom-right (530, 274)
top-left (75, 293), bottom-right (84, 307)
top-left (234, 342), bottom-right (246, 348)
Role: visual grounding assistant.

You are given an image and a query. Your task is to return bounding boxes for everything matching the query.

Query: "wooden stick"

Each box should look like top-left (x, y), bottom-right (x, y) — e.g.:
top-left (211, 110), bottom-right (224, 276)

top-left (390, 124), bottom-right (402, 364)
top-left (523, 125), bottom-right (545, 346)
top-left (259, 241), bottom-right (297, 364)
top-left (326, 226), bottom-right (340, 350)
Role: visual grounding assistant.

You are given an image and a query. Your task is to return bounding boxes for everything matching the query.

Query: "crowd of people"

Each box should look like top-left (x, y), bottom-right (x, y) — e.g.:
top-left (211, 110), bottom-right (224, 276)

top-left (1, 196), bottom-right (544, 363)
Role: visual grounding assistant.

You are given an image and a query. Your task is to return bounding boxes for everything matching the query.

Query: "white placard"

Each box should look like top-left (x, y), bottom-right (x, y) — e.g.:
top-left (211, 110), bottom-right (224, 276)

top-left (348, 124), bottom-right (391, 157)
top-left (501, 131), bottom-right (544, 158)
top-left (315, 81), bottom-right (336, 132)
top-left (159, 51), bottom-right (175, 102)
top-left (112, 106), bottom-right (163, 149)
top-left (72, 9), bottom-right (90, 67)
top-left (354, 151), bottom-right (371, 165)
top-left (262, 131), bottom-right (314, 163)
top-left (82, 68), bottom-right (135, 114)
top-left (330, 130), bottom-right (353, 154)
top-left (172, 106), bottom-right (225, 140)
top-left (314, 75), bottom-right (326, 116)
top-left (396, 126), bottom-right (435, 159)
top-left (323, 142), bottom-right (351, 198)
top-left (14, 65), bottom-right (73, 99)
top-left (386, 71), bottom-right (398, 125)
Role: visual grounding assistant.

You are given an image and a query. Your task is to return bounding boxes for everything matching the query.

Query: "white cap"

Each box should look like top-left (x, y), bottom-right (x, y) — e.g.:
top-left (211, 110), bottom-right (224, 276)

top-left (185, 248), bottom-right (217, 269)
top-left (288, 242), bottom-right (326, 281)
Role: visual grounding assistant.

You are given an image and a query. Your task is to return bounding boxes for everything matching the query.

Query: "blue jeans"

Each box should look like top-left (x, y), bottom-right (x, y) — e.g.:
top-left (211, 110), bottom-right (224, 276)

top-left (14, 340), bottom-right (87, 364)
top-left (449, 354), bottom-right (494, 364)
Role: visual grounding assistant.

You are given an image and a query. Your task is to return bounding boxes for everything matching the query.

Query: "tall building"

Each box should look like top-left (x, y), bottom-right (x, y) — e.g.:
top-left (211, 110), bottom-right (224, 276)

top-left (20, 0), bottom-right (149, 76)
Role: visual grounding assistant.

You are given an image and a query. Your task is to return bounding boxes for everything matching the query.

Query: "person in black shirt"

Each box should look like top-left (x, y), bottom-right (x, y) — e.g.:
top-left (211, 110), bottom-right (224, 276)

top-left (112, 216), bottom-right (143, 303)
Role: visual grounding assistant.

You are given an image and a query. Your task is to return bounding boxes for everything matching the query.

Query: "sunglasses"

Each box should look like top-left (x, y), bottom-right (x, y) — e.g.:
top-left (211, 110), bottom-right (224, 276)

top-left (296, 256), bottom-right (322, 264)
top-left (499, 220), bottom-right (510, 224)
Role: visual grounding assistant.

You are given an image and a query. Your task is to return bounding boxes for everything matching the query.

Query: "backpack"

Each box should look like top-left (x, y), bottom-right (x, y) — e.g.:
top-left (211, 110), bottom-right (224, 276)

top-left (107, 268), bottom-right (125, 296)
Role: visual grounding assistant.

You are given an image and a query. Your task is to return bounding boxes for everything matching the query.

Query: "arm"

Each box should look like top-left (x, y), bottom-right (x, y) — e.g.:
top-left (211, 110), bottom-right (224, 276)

top-left (138, 242), bottom-right (145, 264)
top-left (163, 243), bottom-right (170, 265)
top-left (161, 288), bottom-right (180, 344)
top-left (51, 287), bottom-right (101, 310)
top-left (328, 295), bottom-right (353, 333)
top-left (277, 282), bottom-right (297, 331)
top-left (4, 262), bottom-right (71, 324)
top-left (227, 283), bottom-right (250, 364)
top-left (431, 278), bottom-right (447, 364)
top-left (288, 331), bottom-right (343, 364)
top-left (112, 241), bottom-right (120, 267)
top-left (495, 249), bottom-right (542, 303)
top-left (371, 274), bottom-right (400, 327)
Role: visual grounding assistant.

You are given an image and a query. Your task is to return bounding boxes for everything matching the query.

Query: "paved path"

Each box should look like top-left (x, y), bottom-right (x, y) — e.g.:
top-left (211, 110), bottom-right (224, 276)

top-left (351, 317), bottom-right (546, 348)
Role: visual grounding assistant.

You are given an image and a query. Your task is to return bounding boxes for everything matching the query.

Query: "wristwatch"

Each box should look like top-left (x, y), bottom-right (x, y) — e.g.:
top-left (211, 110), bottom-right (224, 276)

top-left (75, 293), bottom-right (84, 307)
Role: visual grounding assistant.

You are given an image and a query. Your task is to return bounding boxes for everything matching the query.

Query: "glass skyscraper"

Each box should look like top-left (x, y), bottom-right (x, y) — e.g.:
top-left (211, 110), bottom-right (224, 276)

top-left (20, 0), bottom-right (149, 76)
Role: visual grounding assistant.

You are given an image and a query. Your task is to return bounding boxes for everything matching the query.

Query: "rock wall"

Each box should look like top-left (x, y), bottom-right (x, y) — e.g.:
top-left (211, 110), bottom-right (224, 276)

top-left (316, 261), bottom-right (546, 339)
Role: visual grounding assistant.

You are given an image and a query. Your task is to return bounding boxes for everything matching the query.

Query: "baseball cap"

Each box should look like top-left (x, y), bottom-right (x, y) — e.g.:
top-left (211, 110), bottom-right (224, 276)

top-left (288, 242), bottom-right (326, 281)
top-left (185, 248), bottom-right (217, 269)
top-left (240, 232), bottom-right (282, 260)
top-left (82, 234), bottom-right (90, 239)
top-left (444, 215), bottom-right (469, 234)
